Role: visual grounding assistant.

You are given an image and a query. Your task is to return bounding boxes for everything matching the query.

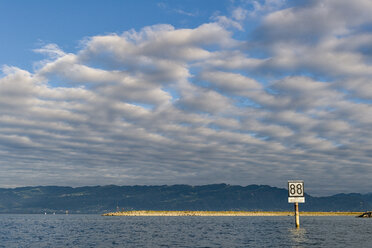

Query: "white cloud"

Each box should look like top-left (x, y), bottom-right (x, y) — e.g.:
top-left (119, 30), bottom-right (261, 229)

top-left (33, 43), bottom-right (66, 59)
top-left (247, 0), bottom-right (286, 17)
top-left (212, 15), bottom-right (244, 31)
top-left (1, 1), bottom-right (372, 195)
top-left (232, 7), bottom-right (248, 21)
top-left (259, 0), bottom-right (372, 40)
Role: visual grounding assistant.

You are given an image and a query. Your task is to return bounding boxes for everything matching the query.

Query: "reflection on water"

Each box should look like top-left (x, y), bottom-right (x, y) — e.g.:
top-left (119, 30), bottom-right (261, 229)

top-left (289, 227), bottom-right (308, 247)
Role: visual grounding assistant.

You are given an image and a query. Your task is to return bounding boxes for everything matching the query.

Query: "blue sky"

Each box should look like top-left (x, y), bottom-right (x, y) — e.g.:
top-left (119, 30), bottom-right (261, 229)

top-left (1, 0), bottom-right (372, 196)
top-left (0, 0), bottom-right (234, 70)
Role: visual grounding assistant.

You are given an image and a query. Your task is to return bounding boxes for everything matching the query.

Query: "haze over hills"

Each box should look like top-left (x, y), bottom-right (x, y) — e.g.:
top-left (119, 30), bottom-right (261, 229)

top-left (0, 184), bottom-right (371, 214)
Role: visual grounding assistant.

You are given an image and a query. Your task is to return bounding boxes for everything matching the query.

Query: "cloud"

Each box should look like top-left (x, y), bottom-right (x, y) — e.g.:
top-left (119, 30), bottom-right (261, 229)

top-left (247, 0), bottom-right (287, 17)
top-left (212, 15), bottom-right (244, 31)
top-left (33, 43), bottom-right (66, 59)
top-left (232, 7), bottom-right (248, 21)
top-left (257, 0), bottom-right (372, 41)
top-left (1, 1), bottom-right (372, 195)
top-left (157, 2), bottom-right (198, 17)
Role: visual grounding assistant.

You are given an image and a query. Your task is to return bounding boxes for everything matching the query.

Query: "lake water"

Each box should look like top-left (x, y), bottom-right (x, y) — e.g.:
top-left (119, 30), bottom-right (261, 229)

top-left (0, 214), bottom-right (371, 247)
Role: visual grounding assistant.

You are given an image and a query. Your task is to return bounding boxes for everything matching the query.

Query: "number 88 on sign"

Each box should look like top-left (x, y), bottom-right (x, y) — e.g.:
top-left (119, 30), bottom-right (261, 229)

top-left (288, 180), bottom-right (305, 203)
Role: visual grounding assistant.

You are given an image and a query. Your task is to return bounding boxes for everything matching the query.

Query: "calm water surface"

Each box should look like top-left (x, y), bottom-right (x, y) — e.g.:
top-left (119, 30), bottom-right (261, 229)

top-left (0, 214), bottom-right (371, 247)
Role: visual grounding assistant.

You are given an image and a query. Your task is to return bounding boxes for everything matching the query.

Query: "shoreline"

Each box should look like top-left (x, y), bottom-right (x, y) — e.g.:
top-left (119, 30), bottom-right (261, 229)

top-left (102, 210), bottom-right (363, 216)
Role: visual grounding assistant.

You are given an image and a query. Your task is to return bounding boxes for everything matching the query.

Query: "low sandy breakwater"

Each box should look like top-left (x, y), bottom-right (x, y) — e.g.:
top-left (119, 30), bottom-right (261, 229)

top-left (102, 211), bottom-right (362, 217)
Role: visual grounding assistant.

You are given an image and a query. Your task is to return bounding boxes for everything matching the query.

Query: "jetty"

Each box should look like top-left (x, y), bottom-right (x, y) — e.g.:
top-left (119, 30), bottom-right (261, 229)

top-left (357, 211), bottom-right (372, 218)
top-left (102, 210), bottom-right (363, 217)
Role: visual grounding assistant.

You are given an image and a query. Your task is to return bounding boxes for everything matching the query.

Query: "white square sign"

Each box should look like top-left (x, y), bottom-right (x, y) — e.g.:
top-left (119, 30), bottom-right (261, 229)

top-left (288, 197), bottom-right (305, 203)
top-left (288, 180), bottom-right (305, 203)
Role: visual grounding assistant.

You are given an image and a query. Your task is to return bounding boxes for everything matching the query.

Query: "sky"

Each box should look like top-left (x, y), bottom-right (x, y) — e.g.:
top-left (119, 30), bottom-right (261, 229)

top-left (1, 0), bottom-right (372, 196)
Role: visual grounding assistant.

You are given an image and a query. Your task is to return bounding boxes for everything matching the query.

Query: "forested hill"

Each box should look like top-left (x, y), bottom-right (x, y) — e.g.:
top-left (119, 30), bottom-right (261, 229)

top-left (0, 184), bottom-right (371, 214)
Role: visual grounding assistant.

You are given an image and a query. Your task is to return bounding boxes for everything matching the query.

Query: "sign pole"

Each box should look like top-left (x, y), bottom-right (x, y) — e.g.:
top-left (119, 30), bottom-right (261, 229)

top-left (288, 180), bottom-right (304, 229)
top-left (294, 202), bottom-right (300, 228)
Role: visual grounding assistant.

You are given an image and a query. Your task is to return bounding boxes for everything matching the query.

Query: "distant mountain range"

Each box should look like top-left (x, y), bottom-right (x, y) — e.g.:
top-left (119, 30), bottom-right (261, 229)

top-left (0, 184), bottom-right (371, 214)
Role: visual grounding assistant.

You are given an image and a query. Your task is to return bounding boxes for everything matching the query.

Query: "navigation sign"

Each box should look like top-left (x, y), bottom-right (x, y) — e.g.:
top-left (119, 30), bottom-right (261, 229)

top-left (288, 180), bottom-right (305, 228)
top-left (288, 180), bottom-right (305, 203)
